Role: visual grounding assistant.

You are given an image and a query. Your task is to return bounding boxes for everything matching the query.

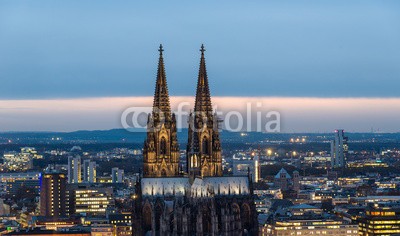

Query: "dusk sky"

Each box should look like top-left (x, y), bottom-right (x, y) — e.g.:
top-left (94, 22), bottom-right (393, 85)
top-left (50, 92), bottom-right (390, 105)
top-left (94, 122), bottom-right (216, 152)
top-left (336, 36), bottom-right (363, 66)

top-left (0, 1), bottom-right (399, 132)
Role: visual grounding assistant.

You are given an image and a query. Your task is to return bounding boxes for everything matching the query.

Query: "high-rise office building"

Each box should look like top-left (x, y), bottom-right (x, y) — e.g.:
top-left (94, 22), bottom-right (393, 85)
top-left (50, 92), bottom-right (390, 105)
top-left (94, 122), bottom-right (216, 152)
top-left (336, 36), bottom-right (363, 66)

top-left (254, 155), bottom-right (260, 183)
top-left (83, 160), bottom-right (96, 183)
top-left (68, 156), bottom-right (81, 183)
top-left (39, 171), bottom-right (67, 218)
top-left (331, 129), bottom-right (348, 169)
top-left (111, 168), bottom-right (124, 183)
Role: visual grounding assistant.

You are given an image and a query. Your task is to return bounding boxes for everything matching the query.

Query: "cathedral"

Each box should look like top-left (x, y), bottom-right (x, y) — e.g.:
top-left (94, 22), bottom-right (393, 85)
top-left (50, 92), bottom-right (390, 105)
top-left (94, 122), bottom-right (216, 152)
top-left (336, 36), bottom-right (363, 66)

top-left (133, 45), bottom-right (258, 236)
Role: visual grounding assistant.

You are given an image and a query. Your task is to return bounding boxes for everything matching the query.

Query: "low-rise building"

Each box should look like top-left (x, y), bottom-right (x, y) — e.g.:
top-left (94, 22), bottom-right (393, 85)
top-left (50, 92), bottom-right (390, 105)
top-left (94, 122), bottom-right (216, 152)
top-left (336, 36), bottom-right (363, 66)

top-left (2, 151), bottom-right (32, 171)
top-left (67, 185), bottom-right (114, 216)
top-left (260, 204), bottom-right (358, 236)
top-left (0, 172), bottom-right (41, 197)
top-left (358, 203), bottom-right (400, 235)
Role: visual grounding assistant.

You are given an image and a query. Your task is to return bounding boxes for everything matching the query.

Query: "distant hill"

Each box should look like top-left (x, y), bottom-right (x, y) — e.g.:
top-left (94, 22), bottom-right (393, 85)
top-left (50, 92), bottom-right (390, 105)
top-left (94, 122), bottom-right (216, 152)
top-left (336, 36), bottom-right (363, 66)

top-left (1, 128), bottom-right (400, 145)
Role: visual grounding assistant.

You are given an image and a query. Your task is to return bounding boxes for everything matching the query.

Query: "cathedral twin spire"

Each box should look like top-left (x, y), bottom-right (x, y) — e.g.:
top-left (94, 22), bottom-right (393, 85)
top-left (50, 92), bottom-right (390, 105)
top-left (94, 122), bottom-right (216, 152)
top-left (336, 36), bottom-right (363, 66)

top-left (143, 44), bottom-right (179, 178)
top-left (143, 44), bottom-right (222, 178)
top-left (152, 45), bottom-right (171, 120)
top-left (188, 44), bottom-right (222, 178)
top-left (195, 44), bottom-right (213, 116)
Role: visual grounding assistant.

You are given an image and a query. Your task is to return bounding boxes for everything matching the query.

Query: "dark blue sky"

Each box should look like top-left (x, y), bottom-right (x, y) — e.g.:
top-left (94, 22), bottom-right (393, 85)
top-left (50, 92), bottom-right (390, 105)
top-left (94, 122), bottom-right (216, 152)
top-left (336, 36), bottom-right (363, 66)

top-left (0, 0), bottom-right (399, 99)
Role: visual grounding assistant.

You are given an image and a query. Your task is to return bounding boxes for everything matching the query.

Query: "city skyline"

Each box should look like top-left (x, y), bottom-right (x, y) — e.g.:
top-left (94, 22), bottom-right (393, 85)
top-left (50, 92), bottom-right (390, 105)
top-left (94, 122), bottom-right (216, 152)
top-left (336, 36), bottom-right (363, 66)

top-left (2, 2), bottom-right (400, 236)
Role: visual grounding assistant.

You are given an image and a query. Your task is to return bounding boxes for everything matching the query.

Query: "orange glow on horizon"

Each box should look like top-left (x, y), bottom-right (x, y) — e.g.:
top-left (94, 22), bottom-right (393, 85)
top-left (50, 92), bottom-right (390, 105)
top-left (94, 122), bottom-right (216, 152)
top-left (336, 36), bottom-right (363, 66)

top-left (0, 96), bottom-right (399, 132)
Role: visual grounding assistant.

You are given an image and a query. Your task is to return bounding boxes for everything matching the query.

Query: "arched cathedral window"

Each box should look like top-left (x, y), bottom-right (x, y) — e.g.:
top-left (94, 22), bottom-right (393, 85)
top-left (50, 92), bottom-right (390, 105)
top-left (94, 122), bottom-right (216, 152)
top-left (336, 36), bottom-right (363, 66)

top-left (191, 154), bottom-right (198, 168)
top-left (160, 137), bottom-right (167, 155)
top-left (202, 137), bottom-right (209, 155)
top-left (142, 205), bottom-right (152, 232)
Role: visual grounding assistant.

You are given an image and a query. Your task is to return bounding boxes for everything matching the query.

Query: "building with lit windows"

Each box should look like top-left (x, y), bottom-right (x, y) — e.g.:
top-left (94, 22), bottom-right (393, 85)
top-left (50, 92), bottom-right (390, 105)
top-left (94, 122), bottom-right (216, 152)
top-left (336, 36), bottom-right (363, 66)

top-left (35, 219), bottom-right (80, 230)
top-left (111, 168), bottom-right (123, 183)
top-left (347, 159), bottom-right (389, 168)
top-left (90, 224), bottom-right (113, 236)
top-left (67, 185), bottom-right (114, 216)
top-left (108, 212), bottom-right (132, 225)
top-left (0, 172), bottom-right (40, 197)
top-left (4, 229), bottom-right (90, 236)
top-left (114, 223), bottom-right (132, 236)
top-left (83, 160), bottom-right (96, 183)
top-left (39, 171), bottom-right (67, 218)
top-left (109, 212), bottom-right (132, 236)
top-left (68, 156), bottom-right (82, 184)
top-left (95, 176), bottom-right (112, 184)
top-left (261, 204), bottom-right (358, 236)
top-left (233, 158), bottom-right (260, 183)
top-left (20, 147), bottom-right (43, 159)
top-left (1, 147), bottom-right (42, 171)
top-left (262, 218), bottom-right (358, 236)
top-left (2, 151), bottom-right (33, 171)
top-left (358, 204), bottom-right (400, 235)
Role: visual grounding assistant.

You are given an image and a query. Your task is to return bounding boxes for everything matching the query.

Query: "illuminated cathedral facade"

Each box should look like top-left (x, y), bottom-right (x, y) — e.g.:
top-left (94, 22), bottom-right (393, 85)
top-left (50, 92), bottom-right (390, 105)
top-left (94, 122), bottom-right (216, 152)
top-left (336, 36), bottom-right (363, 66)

top-left (133, 45), bottom-right (258, 236)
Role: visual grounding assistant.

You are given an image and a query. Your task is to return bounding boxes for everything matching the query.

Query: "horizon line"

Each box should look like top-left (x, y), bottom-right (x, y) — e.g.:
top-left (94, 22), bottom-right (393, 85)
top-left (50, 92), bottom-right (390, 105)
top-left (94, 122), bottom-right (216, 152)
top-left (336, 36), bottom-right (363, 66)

top-left (2, 95), bottom-right (400, 101)
top-left (1, 128), bottom-right (399, 134)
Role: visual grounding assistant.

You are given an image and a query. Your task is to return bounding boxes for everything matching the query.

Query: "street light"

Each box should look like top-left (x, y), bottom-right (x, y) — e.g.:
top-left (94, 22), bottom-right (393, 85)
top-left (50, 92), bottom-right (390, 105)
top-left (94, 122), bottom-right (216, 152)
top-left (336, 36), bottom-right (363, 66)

top-left (267, 149), bottom-right (272, 156)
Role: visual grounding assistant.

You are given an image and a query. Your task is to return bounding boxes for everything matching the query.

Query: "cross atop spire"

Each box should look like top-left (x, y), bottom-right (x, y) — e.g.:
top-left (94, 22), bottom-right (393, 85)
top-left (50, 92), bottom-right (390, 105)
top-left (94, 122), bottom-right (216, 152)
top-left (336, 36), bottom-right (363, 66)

top-left (200, 44), bottom-right (206, 54)
top-left (158, 44), bottom-right (164, 55)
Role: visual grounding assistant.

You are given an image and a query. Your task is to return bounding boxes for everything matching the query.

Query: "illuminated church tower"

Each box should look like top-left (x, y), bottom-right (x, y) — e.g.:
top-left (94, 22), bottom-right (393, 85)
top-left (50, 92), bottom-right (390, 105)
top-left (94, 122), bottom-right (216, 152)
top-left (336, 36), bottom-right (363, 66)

top-left (187, 45), bottom-right (222, 178)
top-left (134, 45), bottom-right (258, 235)
top-left (143, 45), bottom-right (180, 177)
